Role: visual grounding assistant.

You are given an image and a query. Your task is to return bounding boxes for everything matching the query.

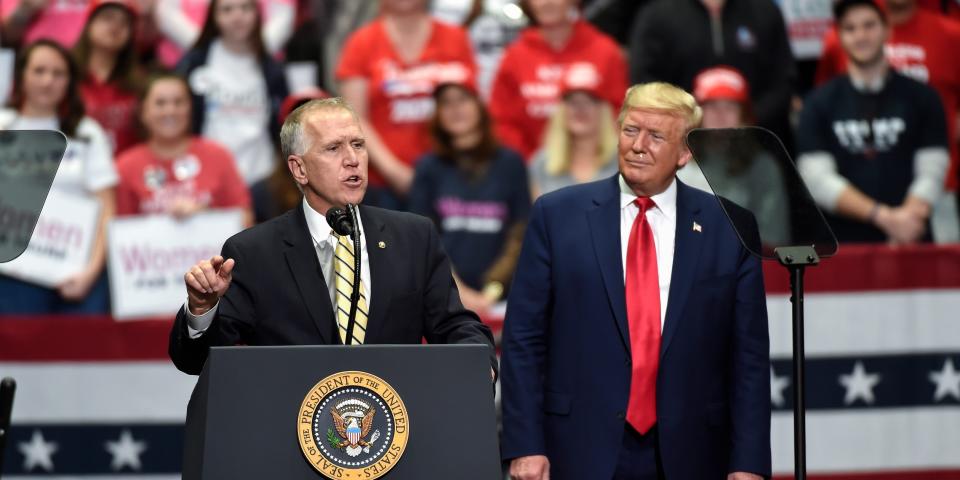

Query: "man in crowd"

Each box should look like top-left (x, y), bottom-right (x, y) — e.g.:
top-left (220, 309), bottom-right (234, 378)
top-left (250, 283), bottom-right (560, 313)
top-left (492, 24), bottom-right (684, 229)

top-left (168, 97), bottom-right (496, 375)
top-left (501, 82), bottom-right (770, 479)
top-left (797, 0), bottom-right (951, 243)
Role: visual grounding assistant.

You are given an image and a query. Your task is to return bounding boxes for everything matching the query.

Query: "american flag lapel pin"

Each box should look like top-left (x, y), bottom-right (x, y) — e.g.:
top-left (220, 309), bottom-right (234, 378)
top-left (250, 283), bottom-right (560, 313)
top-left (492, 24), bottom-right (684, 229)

top-left (692, 221), bottom-right (702, 233)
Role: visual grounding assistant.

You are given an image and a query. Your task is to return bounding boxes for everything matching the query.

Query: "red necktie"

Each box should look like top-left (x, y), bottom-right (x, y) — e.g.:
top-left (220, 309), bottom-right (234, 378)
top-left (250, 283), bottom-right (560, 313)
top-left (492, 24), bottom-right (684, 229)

top-left (625, 197), bottom-right (661, 434)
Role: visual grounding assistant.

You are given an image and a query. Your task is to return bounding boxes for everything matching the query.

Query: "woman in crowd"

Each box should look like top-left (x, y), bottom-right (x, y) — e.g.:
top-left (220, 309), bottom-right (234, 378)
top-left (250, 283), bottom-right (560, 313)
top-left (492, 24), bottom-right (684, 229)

top-left (408, 81), bottom-right (530, 316)
top-left (176, 0), bottom-right (287, 191)
top-left (678, 65), bottom-right (790, 247)
top-left (74, 0), bottom-right (143, 155)
top-left (154, 0), bottom-right (294, 67)
top-left (489, 0), bottom-right (627, 160)
top-left (528, 69), bottom-right (619, 198)
top-left (337, 0), bottom-right (476, 209)
top-left (0, 40), bottom-right (116, 313)
top-left (115, 73), bottom-right (252, 225)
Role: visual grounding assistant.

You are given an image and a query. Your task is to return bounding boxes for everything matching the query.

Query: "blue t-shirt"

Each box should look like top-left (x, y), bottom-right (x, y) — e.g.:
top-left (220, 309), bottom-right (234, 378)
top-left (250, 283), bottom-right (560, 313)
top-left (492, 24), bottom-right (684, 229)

top-left (409, 146), bottom-right (531, 289)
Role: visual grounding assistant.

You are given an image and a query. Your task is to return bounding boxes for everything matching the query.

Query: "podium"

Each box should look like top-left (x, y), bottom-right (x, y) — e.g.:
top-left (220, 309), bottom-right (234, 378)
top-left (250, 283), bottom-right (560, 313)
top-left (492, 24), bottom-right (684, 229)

top-left (182, 344), bottom-right (500, 479)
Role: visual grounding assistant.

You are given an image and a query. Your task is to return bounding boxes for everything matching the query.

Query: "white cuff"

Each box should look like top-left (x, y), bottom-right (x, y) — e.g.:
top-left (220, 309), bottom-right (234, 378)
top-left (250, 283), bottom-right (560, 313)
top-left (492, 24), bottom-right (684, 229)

top-left (907, 147), bottom-right (949, 205)
top-left (183, 300), bottom-right (218, 339)
top-left (797, 151), bottom-right (850, 212)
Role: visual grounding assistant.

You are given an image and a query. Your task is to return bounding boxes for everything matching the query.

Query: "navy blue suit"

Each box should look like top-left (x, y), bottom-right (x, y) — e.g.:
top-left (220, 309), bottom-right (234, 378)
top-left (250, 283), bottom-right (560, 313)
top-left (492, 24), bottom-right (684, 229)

top-left (501, 176), bottom-right (771, 479)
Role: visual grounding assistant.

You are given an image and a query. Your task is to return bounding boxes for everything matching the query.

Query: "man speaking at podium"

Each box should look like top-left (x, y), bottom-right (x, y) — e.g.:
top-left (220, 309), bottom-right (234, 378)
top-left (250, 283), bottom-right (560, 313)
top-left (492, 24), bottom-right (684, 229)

top-left (168, 98), bottom-right (496, 375)
top-left (501, 83), bottom-right (771, 479)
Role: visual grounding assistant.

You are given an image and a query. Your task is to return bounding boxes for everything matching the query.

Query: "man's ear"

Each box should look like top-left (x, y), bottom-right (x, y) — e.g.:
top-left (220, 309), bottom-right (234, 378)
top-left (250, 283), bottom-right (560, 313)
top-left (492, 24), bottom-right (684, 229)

top-left (287, 155), bottom-right (308, 187)
top-left (677, 148), bottom-right (692, 169)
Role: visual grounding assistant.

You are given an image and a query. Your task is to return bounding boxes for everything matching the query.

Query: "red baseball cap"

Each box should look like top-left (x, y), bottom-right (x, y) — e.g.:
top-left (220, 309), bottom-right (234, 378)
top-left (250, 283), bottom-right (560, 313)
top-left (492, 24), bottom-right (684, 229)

top-left (693, 66), bottom-right (750, 104)
top-left (560, 62), bottom-right (604, 100)
top-left (279, 87), bottom-right (331, 124)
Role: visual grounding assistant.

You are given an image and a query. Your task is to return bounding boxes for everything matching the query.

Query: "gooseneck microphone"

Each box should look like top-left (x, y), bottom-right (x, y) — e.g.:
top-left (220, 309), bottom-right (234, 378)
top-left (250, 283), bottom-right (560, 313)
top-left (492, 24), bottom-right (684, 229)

top-left (0, 377), bottom-right (16, 473)
top-left (325, 205), bottom-right (362, 345)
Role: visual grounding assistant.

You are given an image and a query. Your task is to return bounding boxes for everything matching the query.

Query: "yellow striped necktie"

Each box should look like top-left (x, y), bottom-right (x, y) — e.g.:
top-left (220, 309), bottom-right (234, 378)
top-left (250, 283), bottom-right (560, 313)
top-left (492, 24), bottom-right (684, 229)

top-left (333, 234), bottom-right (369, 345)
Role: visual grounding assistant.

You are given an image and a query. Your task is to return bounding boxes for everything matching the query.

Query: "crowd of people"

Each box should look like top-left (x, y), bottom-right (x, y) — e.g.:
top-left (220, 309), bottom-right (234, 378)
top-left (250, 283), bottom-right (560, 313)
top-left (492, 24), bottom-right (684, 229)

top-left (1, 0), bottom-right (959, 315)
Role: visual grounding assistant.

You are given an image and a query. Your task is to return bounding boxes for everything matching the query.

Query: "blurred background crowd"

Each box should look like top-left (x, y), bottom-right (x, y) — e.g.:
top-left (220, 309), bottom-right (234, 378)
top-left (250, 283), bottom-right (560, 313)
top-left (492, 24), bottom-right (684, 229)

top-left (1, 0), bottom-right (959, 316)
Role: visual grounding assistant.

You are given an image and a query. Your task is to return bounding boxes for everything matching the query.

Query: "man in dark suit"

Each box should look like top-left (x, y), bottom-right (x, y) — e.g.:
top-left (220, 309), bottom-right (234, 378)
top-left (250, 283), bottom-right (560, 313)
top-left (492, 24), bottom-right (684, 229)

top-left (169, 97), bottom-right (496, 375)
top-left (501, 82), bottom-right (770, 479)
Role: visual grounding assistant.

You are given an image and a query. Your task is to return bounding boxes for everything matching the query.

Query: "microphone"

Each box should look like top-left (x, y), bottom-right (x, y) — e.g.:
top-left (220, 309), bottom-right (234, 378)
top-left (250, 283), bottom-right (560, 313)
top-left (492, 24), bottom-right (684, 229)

top-left (325, 207), bottom-right (354, 237)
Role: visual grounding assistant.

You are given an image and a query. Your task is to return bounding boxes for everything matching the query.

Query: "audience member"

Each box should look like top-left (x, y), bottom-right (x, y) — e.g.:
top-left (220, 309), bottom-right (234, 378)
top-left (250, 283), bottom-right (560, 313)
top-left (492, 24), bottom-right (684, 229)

top-left (176, 0), bottom-right (288, 188)
top-left (528, 66), bottom-right (619, 198)
top-left (629, 0), bottom-right (796, 151)
top-left (1, 0), bottom-right (91, 48)
top-left (115, 74), bottom-right (253, 225)
top-left (679, 65), bottom-right (791, 246)
top-left (154, 0), bottom-right (293, 67)
top-left (337, 0), bottom-right (476, 210)
top-left (74, 0), bottom-right (143, 155)
top-left (0, 40), bottom-right (116, 313)
top-left (797, 0), bottom-right (951, 244)
top-left (814, 0), bottom-right (960, 242)
top-left (490, 0), bottom-right (627, 160)
top-left (408, 80), bottom-right (530, 316)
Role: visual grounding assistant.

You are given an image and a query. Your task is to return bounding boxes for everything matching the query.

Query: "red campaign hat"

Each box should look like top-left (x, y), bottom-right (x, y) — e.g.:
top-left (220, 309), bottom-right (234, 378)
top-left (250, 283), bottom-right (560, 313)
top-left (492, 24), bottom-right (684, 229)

top-left (86, 0), bottom-right (139, 21)
top-left (278, 87), bottom-right (330, 124)
top-left (693, 66), bottom-right (750, 104)
top-left (560, 62), bottom-right (604, 101)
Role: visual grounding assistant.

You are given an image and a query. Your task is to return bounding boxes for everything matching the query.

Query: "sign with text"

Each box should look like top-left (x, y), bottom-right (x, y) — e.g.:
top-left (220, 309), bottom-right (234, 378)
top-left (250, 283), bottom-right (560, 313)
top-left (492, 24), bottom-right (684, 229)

top-left (0, 189), bottom-right (100, 287)
top-left (778, 0), bottom-right (833, 60)
top-left (108, 209), bottom-right (243, 320)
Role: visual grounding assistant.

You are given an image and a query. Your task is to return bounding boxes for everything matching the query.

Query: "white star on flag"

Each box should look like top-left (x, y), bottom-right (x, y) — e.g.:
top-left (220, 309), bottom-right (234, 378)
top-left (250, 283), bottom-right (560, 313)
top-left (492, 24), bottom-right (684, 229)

top-left (770, 366), bottom-right (790, 407)
top-left (839, 361), bottom-right (881, 405)
top-left (105, 429), bottom-right (148, 471)
top-left (18, 429), bottom-right (58, 472)
top-left (929, 358), bottom-right (960, 402)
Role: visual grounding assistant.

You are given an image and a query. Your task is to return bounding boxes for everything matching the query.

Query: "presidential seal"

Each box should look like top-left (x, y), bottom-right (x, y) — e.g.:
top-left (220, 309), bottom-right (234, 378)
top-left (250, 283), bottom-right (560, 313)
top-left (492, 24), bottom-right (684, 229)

top-left (298, 371), bottom-right (409, 479)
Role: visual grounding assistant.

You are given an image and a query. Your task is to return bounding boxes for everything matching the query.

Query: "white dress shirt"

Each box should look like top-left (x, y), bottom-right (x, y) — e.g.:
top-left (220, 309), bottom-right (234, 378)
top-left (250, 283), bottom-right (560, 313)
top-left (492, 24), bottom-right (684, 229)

top-left (618, 175), bottom-right (677, 331)
top-left (184, 198), bottom-right (372, 336)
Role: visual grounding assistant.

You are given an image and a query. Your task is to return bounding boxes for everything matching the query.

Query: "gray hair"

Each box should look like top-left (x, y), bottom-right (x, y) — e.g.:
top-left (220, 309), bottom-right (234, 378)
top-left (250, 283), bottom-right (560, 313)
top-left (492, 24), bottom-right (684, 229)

top-left (279, 97), bottom-right (359, 159)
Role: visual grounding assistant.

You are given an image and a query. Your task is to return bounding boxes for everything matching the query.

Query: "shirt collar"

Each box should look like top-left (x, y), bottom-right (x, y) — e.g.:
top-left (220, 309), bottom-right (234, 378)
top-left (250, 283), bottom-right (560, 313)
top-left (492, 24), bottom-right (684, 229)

top-left (303, 197), bottom-right (334, 246)
top-left (618, 174), bottom-right (678, 221)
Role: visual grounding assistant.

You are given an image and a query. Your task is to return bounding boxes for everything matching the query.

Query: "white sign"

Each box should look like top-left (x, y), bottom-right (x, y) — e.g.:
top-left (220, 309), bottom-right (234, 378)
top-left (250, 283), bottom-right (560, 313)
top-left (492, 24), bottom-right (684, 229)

top-left (777, 0), bottom-right (834, 60)
top-left (107, 209), bottom-right (243, 320)
top-left (0, 189), bottom-right (100, 287)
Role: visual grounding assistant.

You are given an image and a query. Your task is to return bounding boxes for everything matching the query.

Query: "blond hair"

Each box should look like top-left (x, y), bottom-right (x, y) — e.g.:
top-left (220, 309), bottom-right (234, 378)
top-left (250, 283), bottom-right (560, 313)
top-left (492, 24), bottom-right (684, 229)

top-left (617, 82), bottom-right (703, 134)
top-left (543, 101), bottom-right (619, 177)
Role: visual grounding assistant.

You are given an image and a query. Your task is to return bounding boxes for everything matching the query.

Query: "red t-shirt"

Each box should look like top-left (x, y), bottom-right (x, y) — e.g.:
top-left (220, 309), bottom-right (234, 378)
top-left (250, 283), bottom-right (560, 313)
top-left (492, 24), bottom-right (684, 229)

top-left (80, 76), bottom-right (139, 156)
top-left (814, 12), bottom-right (960, 190)
top-left (115, 138), bottom-right (251, 215)
top-left (489, 20), bottom-right (628, 161)
top-left (336, 18), bottom-right (476, 187)
top-left (0, 0), bottom-right (89, 47)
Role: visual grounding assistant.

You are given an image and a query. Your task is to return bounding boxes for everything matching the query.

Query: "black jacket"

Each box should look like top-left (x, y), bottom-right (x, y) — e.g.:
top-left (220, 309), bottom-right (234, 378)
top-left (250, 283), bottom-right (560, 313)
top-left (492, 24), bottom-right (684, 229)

top-left (629, 0), bottom-right (796, 150)
top-left (176, 43), bottom-right (289, 151)
top-left (169, 203), bottom-right (498, 375)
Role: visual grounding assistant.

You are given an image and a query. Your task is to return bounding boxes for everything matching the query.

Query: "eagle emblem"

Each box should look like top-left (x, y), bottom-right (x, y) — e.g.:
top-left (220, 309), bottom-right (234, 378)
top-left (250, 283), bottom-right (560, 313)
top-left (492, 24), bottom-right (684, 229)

top-left (328, 399), bottom-right (380, 457)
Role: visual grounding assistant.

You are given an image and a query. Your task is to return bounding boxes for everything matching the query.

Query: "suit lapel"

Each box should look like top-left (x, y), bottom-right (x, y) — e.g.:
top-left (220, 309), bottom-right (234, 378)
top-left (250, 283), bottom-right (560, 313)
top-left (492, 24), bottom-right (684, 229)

top-left (283, 203), bottom-right (333, 344)
top-left (358, 206), bottom-right (391, 343)
top-left (587, 176), bottom-right (632, 353)
top-left (661, 181), bottom-right (704, 358)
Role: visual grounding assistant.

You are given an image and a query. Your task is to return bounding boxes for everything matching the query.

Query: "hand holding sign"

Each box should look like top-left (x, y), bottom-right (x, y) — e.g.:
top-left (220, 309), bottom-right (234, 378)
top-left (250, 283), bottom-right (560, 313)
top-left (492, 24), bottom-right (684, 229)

top-left (185, 255), bottom-right (234, 315)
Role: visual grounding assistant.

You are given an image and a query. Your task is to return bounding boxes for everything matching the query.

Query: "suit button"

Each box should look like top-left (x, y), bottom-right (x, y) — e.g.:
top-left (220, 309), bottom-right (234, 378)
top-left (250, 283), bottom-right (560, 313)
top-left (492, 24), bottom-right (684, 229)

top-left (617, 411), bottom-right (625, 420)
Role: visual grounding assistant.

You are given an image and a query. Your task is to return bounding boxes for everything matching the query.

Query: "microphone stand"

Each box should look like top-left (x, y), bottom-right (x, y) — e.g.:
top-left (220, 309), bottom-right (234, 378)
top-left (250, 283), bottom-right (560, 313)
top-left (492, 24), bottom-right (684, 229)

top-left (343, 204), bottom-right (362, 345)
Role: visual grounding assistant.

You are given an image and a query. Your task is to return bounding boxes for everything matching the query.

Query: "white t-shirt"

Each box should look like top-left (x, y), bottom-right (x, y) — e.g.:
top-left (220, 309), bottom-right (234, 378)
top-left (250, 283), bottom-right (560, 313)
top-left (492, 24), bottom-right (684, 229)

top-left (190, 40), bottom-right (275, 185)
top-left (0, 109), bottom-right (118, 196)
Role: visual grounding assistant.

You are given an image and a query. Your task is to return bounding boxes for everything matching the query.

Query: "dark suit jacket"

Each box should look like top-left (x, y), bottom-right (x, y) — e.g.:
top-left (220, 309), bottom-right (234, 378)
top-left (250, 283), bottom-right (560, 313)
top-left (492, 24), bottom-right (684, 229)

top-left (169, 202), bottom-right (497, 375)
top-left (500, 176), bottom-right (771, 479)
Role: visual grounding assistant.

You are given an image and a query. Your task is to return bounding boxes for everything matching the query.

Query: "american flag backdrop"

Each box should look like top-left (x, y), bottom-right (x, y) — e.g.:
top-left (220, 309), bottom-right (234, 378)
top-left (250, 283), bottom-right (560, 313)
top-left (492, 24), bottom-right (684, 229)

top-left (1, 245), bottom-right (959, 478)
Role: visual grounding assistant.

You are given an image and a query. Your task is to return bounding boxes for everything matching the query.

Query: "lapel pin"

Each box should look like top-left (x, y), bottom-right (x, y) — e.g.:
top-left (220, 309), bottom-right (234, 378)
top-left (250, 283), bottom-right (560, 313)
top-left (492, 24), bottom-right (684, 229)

top-left (378, 241), bottom-right (386, 249)
top-left (692, 222), bottom-right (702, 233)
